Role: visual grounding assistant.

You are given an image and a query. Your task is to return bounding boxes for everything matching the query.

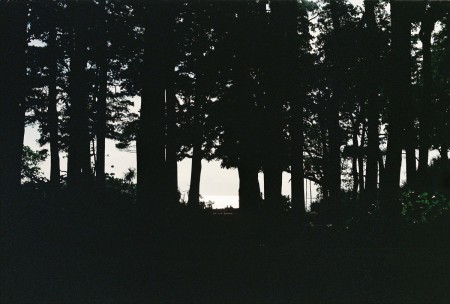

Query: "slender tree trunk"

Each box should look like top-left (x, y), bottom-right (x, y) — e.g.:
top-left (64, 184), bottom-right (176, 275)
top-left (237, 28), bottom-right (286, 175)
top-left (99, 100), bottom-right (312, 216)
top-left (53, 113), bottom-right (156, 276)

top-left (48, 24), bottom-right (60, 188)
top-left (188, 144), bottom-right (202, 207)
top-left (418, 9), bottom-right (435, 185)
top-left (405, 145), bottom-right (416, 186)
top-left (187, 77), bottom-right (204, 208)
top-left (0, 1), bottom-right (27, 233)
top-left (358, 122), bottom-right (366, 194)
top-left (351, 122), bottom-right (359, 201)
top-left (95, 0), bottom-right (108, 191)
top-left (381, 0), bottom-right (411, 220)
top-left (290, 100), bottom-right (306, 216)
top-left (318, 110), bottom-right (330, 199)
top-left (263, 2), bottom-right (286, 211)
top-left (378, 149), bottom-right (385, 186)
top-left (164, 4), bottom-right (178, 206)
top-left (137, 2), bottom-right (169, 209)
top-left (67, 3), bottom-right (91, 192)
top-left (286, 1), bottom-right (306, 218)
top-left (166, 87), bottom-right (179, 205)
top-left (364, 0), bottom-right (380, 205)
top-left (328, 0), bottom-right (343, 208)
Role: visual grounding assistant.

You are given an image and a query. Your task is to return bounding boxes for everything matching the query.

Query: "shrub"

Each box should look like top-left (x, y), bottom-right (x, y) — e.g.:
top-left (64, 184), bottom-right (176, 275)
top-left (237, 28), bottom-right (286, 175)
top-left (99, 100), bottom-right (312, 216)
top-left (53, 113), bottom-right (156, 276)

top-left (401, 190), bottom-right (450, 224)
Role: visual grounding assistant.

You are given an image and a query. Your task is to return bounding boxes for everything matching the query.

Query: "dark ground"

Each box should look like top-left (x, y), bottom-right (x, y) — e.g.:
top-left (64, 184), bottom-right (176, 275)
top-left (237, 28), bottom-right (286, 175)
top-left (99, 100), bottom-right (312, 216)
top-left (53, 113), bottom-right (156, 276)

top-left (1, 199), bottom-right (449, 304)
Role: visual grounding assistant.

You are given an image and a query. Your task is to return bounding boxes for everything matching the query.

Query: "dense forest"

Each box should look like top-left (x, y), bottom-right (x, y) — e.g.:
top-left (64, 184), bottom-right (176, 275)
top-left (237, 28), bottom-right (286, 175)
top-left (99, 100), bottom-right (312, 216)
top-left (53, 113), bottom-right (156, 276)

top-left (1, 0), bottom-right (450, 303)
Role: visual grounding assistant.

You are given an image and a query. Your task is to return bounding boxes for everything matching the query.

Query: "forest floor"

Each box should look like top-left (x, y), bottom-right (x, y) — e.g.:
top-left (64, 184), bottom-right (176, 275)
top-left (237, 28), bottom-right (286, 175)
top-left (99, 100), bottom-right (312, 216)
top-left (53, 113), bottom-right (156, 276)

top-left (2, 201), bottom-right (450, 304)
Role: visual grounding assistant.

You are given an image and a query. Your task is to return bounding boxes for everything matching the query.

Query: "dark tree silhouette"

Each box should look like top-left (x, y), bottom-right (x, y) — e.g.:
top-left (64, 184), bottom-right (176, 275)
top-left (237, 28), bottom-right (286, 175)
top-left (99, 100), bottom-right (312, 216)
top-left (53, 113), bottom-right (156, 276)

top-left (67, 1), bottom-right (92, 191)
top-left (381, 0), bottom-right (412, 220)
top-left (0, 1), bottom-right (27, 231)
top-left (286, 0), bottom-right (310, 218)
top-left (138, 2), bottom-right (171, 209)
top-left (363, 0), bottom-right (383, 205)
top-left (46, 2), bottom-right (61, 188)
top-left (94, 0), bottom-right (108, 191)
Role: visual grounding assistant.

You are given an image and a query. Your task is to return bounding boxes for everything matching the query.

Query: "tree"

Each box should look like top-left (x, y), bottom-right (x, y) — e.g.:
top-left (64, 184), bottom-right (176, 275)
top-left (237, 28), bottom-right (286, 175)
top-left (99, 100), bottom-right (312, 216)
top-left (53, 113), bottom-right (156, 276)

top-left (137, 2), bottom-right (172, 209)
top-left (0, 1), bottom-right (28, 231)
top-left (363, 0), bottom-right (384, 205)
top-left (95, 0), bottom-right (108, 191)
top-left (381, 0), bottom-right (413, 220)
top-left (287, 0), bottom-right (311, 218)
top-left (431, 9), bottom-right (450, 162)
top-left (66, 1), bottom-right (93, 192)
top-left (417, 2), bottom-right (448, 186)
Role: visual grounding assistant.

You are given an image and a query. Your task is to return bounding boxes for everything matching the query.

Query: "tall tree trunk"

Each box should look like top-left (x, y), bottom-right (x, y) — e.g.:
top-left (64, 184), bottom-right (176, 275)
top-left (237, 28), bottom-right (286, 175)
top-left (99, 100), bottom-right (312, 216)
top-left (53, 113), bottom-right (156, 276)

top-left (328, 0), bottom-right (344, 209)
top-left (48, 21), bottom-right (60, 188)
top-left (286, 1), bottom-right (306, 218)
top-left (137, 3), bottom-right (169, 209)
top-left (290, 97), bottom-right (306, 216)
top-left (380, 0), bottom-right (411, 220)
top-left (263, 2), bottom-right (285, 211)
top-left (364, 0), bottom-right (380, 205)
top-left (0, 1), bottom-right (27, 233)
top-left (418, 8), bottom-right (435, 185)
top-left (164, 4), bottom-right (178, 206)
top-left (187, 86), bottom-right (203, 208)
top-left (318, 110), bottom-right (330, 200)
top-left (67, 2), bottom-right (91, 192)
top-left (95, 0), bottom-right (108, 192)
top-left (351, 121), bottom-right (359, 201)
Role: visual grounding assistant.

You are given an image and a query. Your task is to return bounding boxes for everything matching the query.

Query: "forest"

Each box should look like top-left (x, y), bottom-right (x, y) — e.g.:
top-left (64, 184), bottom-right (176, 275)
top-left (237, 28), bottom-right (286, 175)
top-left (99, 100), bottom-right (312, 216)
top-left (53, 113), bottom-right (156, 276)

top-left (1, 0), bottom-right (450, 303)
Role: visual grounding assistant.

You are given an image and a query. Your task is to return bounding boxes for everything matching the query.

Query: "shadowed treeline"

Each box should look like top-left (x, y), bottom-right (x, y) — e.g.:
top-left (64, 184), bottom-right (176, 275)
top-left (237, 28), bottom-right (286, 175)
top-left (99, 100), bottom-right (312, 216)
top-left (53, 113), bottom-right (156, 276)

top-left (1, 0), bottom-right (450, 303)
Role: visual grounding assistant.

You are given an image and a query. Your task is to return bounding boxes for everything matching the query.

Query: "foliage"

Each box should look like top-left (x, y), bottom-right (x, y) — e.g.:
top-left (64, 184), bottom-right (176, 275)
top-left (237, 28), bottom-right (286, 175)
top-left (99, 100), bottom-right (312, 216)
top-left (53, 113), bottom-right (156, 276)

top-left (105, 168), bottom-right (136, 199)
top-left (21, 145), bottom-right (48, 184)
top-left (199, 199), bottom-right (214, 210)
top-left (401, 190), bottom-right (450, 224)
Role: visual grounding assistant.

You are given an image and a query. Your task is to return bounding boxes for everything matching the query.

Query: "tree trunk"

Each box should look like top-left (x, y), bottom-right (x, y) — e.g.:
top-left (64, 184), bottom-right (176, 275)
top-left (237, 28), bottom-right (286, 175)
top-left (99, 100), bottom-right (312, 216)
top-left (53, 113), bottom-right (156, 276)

top-left (263, 2), bottom-right (286, 211)
top-left (328, 0), bottom-right (344, 209)
top-left (380, 0), bottom-right (411, 220)
top-left (137, 3), bottom-right (169, 209)
top-left (405, 145), bottom-right (416, 186)
top-left (95, 0), bottom-right (108, 192)
top-left (318, 110), bottom-right (330, 199)
top-left (290, 99), bottom-right (306, 216)
top-left (286, 1), bottom-right (306, 218)
top-left (0, 1), bottom-right (27, 233)
top-left (166, 87), bottom-right (179, 205)
top-left (351, 122), bottom-right (359, 201)
top-left (48, 21), bottom-right (60, 188)
top-left (378, 149), bottom-right (385, 186)
top-left (188, 144), bottom-right (202, 207)
top-left (164, 4), bottom-right (178, 206)
top-left (363, 0), bottom-right (380, 205)
top-left (358, 122), bottom-right (366, 194)
top-left (238, 163), bottom-right (261, 212)
top-left (67, 2), bottom-right (91, 192)
top-left (418, 9), bottom-right (435, 185)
